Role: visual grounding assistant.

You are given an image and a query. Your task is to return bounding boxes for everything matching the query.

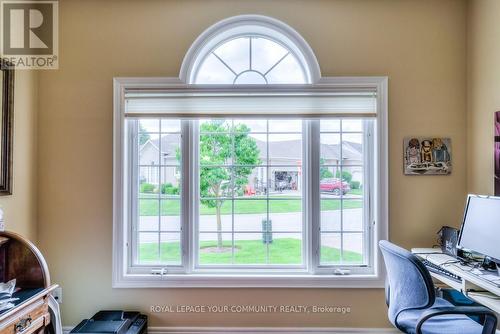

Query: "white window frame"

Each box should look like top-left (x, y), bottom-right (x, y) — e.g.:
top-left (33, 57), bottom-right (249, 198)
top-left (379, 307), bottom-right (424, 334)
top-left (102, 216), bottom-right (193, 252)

top-left (179, 14), bottom-right (321, 84)
top-left (112, 77), bottom-right (388, 288)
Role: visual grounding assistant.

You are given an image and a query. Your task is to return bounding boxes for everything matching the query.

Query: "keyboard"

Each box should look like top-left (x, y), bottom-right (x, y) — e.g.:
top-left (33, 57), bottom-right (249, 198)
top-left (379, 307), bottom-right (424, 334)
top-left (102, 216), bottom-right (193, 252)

top-left (421, 259), bottom-right (462, 283)
top-left (468, 270), bottom-right (500, 288)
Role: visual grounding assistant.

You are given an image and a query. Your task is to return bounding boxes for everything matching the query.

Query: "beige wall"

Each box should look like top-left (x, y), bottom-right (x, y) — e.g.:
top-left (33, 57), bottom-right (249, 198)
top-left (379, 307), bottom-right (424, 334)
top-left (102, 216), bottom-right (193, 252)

top-left (36, 0), bottom-right (468, 328)
top-left (0, 71), bottom-right (38, 241)
top-left (467, 0), bottom-right (500, 194)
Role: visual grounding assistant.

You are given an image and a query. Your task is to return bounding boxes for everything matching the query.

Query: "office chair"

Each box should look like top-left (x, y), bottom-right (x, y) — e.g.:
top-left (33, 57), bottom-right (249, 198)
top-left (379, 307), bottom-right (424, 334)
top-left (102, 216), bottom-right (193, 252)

top-left (379, 240), bottom-right (498, 334)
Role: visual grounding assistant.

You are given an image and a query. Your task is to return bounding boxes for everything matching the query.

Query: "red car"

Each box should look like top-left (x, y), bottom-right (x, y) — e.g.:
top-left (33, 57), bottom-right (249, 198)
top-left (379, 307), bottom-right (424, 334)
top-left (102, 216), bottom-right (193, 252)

top-left (320, 178), bottom-right (351, 195)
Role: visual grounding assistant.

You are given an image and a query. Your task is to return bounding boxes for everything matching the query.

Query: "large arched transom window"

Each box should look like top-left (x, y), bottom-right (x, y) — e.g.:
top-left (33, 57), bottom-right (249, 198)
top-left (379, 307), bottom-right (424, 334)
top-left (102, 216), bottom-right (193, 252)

top-left (180, 15), bottom-right (321, 84)
top-left (195, 36), bottom-right (305, 84)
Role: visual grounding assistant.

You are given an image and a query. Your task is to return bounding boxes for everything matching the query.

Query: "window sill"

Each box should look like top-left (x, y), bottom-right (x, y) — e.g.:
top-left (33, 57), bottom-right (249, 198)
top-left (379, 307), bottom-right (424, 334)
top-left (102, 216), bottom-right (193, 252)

top-left (112, 273), bottom-right (385, 288)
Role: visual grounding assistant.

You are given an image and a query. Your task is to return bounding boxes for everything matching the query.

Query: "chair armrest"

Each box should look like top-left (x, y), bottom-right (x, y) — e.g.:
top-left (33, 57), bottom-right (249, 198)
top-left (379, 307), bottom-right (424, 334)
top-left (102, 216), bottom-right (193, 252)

top-left (416, 306), bottom-right (498, 334)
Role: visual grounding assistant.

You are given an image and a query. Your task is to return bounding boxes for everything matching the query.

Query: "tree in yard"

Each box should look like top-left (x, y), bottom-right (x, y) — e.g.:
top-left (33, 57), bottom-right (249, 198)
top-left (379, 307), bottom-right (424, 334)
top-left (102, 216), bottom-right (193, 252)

top-left (335, 170), bottom-right (353, 183)
top-left (320, 158), bottom-right (334, 179)
top-left (139, 123), bottom-right (151, 145)
top-left (199, 121), bottom-right (261, 250)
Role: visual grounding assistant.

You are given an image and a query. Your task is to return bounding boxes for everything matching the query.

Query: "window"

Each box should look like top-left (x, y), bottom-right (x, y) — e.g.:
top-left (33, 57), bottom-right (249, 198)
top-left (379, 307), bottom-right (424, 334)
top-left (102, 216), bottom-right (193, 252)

top-left (197, 119), bottom-right (304, 268)
top-left (194, 37), bottom-right (306, 84)
top-left (135, 119), bottom-right (182, 266)
top-left (113, 15), bottom-right (388, 287)
top-left (180, 14), bottom-right (320, 84)
top-left (319, 120), bottom-right (367, 266)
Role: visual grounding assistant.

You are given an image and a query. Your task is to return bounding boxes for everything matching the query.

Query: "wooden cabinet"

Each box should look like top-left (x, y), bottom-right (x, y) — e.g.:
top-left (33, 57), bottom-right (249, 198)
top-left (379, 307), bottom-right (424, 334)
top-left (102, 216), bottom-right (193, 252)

top-left (0, 231), bottom-right (58, 333)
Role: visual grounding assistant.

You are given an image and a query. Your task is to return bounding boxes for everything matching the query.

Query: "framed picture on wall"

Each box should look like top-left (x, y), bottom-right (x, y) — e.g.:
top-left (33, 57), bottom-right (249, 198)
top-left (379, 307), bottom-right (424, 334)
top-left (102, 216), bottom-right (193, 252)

top-left (0, 59), bottom-right (14, 195)
top-left (403, 137), bottom-right (452, 175)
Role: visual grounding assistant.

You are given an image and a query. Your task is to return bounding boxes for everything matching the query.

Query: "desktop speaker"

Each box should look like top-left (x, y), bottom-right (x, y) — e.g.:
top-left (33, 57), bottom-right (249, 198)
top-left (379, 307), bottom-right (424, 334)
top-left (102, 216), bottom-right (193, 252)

top-left (438, 226), bottom-right (459, 256)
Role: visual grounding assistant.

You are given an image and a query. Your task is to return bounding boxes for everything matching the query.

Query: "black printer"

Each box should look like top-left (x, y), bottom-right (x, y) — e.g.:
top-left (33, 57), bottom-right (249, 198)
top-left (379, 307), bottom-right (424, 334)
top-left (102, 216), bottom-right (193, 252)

top-left (70, 311), bottom-right (147, 334)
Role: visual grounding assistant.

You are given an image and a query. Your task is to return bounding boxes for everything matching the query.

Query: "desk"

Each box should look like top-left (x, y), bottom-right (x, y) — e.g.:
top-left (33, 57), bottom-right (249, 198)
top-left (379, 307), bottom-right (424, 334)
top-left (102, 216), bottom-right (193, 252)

top-left (0, 231), bottom-right (59, 334)
top-left (0, 286), bottom-right (57, 334)
top-left (412, 248), bottom-right (500, 315)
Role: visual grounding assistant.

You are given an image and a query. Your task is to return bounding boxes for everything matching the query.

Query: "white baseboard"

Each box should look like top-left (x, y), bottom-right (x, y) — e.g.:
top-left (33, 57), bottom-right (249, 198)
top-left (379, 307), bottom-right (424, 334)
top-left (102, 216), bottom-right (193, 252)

top-left (63, 326), bottom-right (399, 334)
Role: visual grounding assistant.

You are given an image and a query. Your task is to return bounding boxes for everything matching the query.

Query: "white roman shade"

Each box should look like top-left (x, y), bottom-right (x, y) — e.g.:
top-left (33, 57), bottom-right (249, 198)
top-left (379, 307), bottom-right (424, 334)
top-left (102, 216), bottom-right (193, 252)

top-left (124, 87), bottom-right (377, 118)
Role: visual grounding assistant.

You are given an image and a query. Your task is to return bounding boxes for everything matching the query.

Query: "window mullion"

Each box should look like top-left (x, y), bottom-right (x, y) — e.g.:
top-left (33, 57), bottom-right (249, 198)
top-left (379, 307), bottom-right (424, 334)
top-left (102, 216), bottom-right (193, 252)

top-left (181, 119), bottom-right (193, 273)
top-left (309, 120), bottom-right (321, 273)
top-left (339, 121), bottom-right (344, 265)
top-left (157, 120), bottom-right (162, 265)
top-left (231, 120), bottom-right (235, 265)
top-left (364, 120), bottom-right (375, 268)
top-left (266, 120), bottom-right (270, 265)
top-left (129, 120), bottom-right (139, 268)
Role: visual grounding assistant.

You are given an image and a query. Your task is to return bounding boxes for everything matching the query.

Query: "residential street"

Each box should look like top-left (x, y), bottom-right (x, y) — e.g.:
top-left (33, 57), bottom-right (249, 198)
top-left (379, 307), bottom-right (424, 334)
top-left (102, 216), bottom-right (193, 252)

top-left (139, 208), bottom-right (364, 253)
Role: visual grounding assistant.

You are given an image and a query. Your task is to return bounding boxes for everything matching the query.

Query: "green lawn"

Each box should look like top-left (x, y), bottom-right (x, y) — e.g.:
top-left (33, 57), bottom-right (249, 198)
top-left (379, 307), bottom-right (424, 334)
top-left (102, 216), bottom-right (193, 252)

top-left (349, 189), bottom-right (363, 196)
top-left (139, 238), bottom-right (363, 265)
top-left (139, 195), bottom-right (363, 216)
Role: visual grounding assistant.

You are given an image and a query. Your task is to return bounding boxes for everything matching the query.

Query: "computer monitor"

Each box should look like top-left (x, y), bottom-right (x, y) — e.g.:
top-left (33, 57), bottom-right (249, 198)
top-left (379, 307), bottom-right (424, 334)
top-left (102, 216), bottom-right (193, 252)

top-left (458, 194), bottom-right (500, 263)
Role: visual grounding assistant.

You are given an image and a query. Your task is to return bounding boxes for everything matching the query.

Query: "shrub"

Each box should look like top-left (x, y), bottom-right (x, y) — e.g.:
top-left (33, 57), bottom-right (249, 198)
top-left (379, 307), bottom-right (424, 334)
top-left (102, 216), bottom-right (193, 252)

top-left (161, 183), bottom-right (179, 195)
top-left (140, 182), bottom-right (155, 193)
top-left (320, 167), bottom-right (334, 180)
top-left (320, 159), bottom-right (334, 180)
top-left (350, 180), bottom-right (361, 189)
top-left (335, 170), bottom-right (353, 183)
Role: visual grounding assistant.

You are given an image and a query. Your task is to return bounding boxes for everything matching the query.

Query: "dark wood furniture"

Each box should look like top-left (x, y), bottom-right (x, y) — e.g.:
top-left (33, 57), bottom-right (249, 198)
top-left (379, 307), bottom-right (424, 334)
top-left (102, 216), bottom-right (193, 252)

top-left (0, 231), bottom-right (57, 334)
